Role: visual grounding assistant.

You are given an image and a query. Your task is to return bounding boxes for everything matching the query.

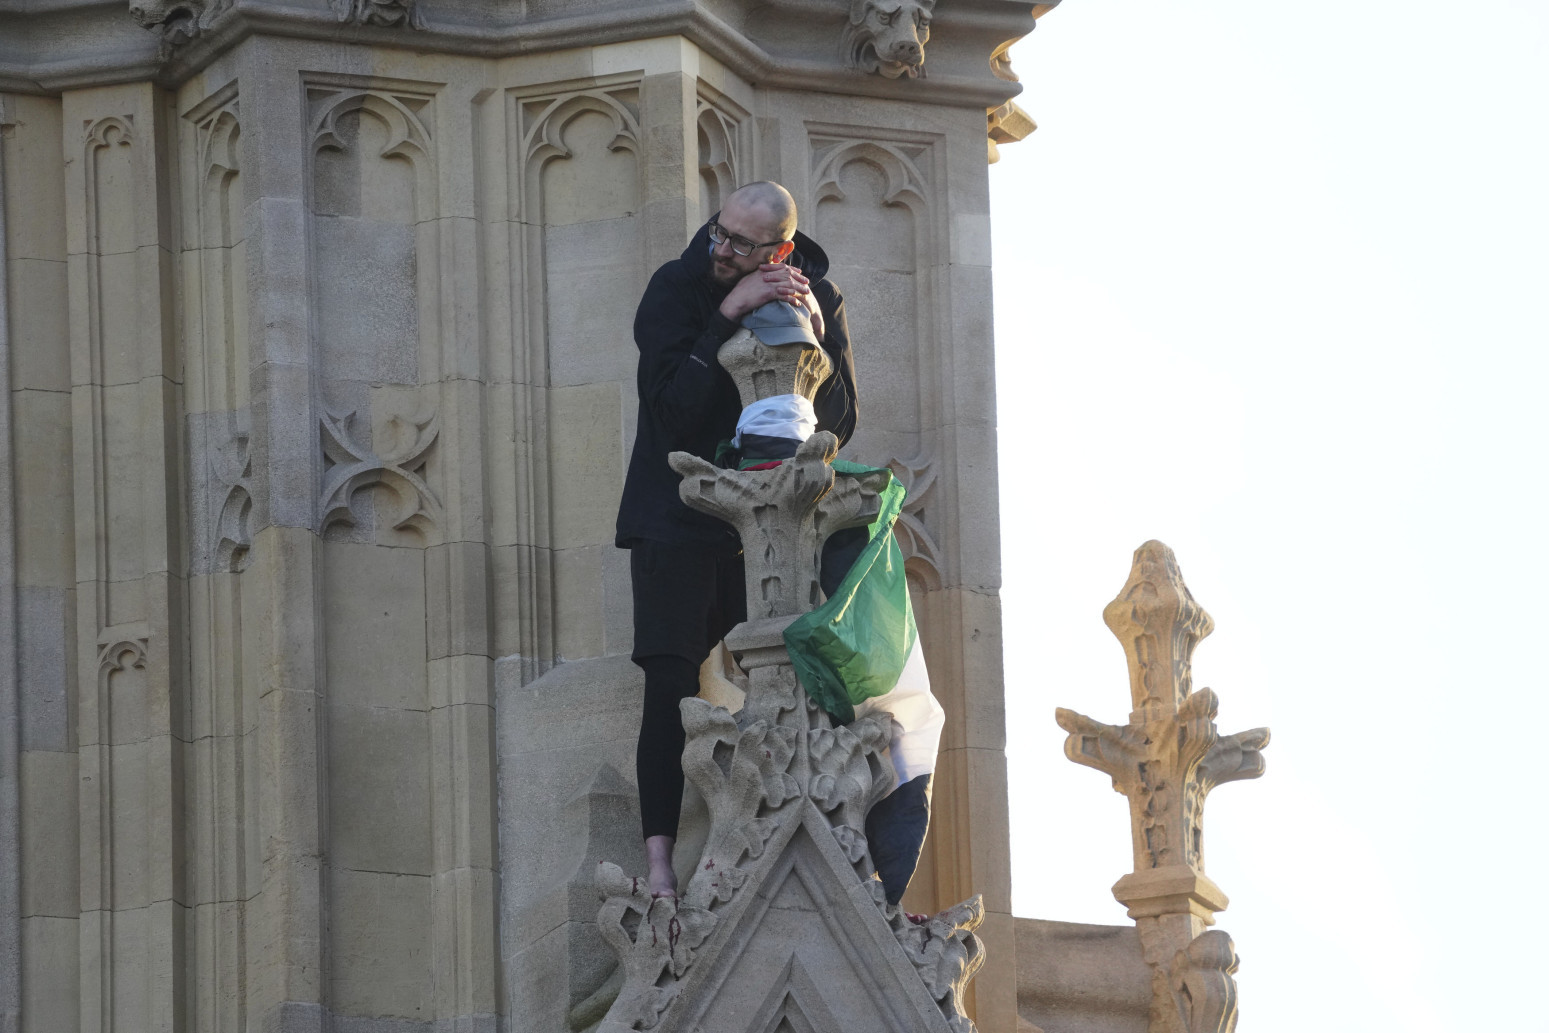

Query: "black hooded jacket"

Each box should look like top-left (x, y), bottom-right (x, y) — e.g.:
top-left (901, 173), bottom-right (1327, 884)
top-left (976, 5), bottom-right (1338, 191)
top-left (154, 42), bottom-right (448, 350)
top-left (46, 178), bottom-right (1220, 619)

top-left (615, 219), bottom-right (859, 547)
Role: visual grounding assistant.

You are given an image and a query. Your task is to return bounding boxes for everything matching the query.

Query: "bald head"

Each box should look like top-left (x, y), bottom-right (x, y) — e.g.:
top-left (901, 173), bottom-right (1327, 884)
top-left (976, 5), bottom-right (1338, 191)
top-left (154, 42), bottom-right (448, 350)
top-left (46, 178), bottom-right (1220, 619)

top-left (725, 181), bottom-right (798, 242)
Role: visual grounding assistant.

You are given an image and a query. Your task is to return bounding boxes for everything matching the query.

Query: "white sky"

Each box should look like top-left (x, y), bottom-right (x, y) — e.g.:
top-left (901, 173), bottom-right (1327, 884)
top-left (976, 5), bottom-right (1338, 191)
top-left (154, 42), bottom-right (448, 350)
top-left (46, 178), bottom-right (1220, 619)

top-left (990, 2), bottom-right (1549, 1030)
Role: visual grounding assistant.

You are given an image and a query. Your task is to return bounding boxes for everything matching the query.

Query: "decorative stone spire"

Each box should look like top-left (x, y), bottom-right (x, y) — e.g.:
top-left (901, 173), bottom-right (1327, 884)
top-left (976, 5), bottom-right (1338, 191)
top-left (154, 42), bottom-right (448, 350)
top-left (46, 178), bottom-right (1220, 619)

top-left (1056, 541), bottom-right (1269, 1033)
top-left (594, 327), bottom-right (986, 1033)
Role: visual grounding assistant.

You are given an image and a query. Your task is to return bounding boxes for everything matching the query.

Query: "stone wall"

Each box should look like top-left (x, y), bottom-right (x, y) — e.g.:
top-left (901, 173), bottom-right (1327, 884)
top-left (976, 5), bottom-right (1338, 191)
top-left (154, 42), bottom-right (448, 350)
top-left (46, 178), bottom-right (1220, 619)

top-left (0, 5), bottom-right (1038, 1030)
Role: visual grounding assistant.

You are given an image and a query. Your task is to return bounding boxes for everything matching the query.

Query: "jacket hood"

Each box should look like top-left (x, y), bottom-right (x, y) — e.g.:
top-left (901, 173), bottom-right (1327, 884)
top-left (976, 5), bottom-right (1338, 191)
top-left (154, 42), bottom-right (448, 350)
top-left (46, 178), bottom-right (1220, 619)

top-left (682, 214), bottom-right (833, 284)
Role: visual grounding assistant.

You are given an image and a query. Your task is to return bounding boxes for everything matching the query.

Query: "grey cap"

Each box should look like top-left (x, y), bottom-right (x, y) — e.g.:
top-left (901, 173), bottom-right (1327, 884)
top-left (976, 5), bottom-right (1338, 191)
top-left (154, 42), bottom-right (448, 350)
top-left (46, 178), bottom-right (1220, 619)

top-left (743, 299), bottom-right (820, 347)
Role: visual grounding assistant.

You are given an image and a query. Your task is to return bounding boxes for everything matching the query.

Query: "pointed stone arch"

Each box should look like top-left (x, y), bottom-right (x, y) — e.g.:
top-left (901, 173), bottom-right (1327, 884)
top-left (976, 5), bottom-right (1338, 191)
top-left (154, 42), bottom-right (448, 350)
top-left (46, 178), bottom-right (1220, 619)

top-left (812, 138), bottom-right (930, 217)
top-left (520, 90), bottom-right (641, 180)
top-left (696, 93), bottom-right (746, 223)
top-left (308, 86), bottom-right (436, 222)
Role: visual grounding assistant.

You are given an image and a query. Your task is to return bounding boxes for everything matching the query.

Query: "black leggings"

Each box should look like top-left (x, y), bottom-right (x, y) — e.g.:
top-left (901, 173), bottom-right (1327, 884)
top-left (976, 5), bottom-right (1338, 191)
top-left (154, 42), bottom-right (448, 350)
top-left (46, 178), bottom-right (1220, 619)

top-left (635, 654), bottom-right (703, 840)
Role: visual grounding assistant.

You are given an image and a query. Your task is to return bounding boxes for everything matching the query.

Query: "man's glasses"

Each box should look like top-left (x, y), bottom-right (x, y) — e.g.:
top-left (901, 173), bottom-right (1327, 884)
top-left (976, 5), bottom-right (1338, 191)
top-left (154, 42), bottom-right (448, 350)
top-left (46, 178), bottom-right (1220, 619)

top-left (708, 220), bottom-right (788, 257)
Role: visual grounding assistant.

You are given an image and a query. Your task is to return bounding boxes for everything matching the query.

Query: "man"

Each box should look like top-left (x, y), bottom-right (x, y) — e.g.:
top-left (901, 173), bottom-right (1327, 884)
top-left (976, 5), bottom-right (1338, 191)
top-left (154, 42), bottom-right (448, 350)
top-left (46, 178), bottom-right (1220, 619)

top-left (616, 181), bottom-right (858, 897)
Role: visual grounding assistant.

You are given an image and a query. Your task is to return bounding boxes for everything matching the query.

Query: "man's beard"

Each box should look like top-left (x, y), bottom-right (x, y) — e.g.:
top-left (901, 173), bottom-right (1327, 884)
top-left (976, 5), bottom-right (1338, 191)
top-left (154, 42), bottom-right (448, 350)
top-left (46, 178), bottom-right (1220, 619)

top-left (708, 257), bottom-right (741, 288)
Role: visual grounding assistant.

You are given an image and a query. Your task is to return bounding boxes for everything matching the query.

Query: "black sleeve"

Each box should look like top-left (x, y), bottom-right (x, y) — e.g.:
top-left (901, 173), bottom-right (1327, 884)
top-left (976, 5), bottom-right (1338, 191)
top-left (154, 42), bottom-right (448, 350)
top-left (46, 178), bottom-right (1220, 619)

top-left (633, 265), bottom-right (740, 441)
top-left (812, 282), bottom-right (858, 448)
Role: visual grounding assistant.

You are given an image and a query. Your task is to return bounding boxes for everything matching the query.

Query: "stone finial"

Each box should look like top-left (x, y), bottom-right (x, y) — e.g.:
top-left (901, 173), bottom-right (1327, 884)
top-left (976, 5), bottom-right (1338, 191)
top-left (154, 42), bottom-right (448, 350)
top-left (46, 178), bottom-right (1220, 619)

top-left (1055, 541), bottom-right (1268, 1033)
top-left (716, 326), bottom-right (832, 409)
top-left (843, 0), bottom-right (935, 79)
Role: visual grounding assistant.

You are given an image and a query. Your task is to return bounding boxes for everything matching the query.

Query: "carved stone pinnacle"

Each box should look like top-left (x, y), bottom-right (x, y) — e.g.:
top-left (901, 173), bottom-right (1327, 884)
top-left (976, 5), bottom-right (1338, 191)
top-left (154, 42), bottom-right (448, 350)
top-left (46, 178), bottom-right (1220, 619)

top-left (716, 326), bottom-right (832, 408)
top-left (1102, 539), bottom-right (1214, 723)
top-left (1055, 541), bottom-right (1269, 1033)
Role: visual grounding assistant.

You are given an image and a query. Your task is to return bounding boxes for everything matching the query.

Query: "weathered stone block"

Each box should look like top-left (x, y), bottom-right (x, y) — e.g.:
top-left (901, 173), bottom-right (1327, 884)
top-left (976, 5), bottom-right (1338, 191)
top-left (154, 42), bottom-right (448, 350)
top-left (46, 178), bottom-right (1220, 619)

top-left (247, 196), bottom-right (311, 367)
top-left (248, 359), bottom-right (317, 531)
top-left (429, 865), bottom-right (501, 1019)
top-left (12, 389), bottom-right (73, 588)
top-left (189, 900), bottom-right (248, 1032)
top-left (1015, 917), bottom-right (1150, 1033)
top-left (18, 585), bottom-right (71, 752)
top-left (6, 257), bottom-right (69, 392)
top-left (328, 868), bottom-right (433, 1022)
top-left (547, 382), bottom-right (623, 551)
top-left (106, 739), bottom-right (153, 910)
top-left (1, 94), bottom-right (67, 264)
top-left (601, 541), bottom-right (633, 658)
top-left (255, 686), bottom-right (324, 864)
top-left (243, 525), bottom-right (321, 698)
top-left (313, 217), bottom-right (419, 385)
top-left (916, 585), bottom-right (1006, 754)
top-left (543, 221), bottom-right (640, 388)
top-left (425, 540), bottom-right (491, 661)
top-left (427, 654), bottom-right (493, 711)
top-left (183, 733), bottom-right (247, 904)
top-left (322, 541), bottom-right (427, 711)
top-left (553, 544), bottom-right (604, 662)
top-left (496, 46), bottom-right (597, 92)
top-left (929, 745), bottom-right (1013, 910)
top-left (427, 701), bottom-right (497, 868)
top-left (20, 750), bottom-right (79, 917)
top-left (104, 903), bottom-right (154, 1028)
top-left (329, 703), bottom-right (432, 876)
top-left (21, 916), bottom-right (79, 1033)
top-left (503, 923), bottom-right (572, 1033)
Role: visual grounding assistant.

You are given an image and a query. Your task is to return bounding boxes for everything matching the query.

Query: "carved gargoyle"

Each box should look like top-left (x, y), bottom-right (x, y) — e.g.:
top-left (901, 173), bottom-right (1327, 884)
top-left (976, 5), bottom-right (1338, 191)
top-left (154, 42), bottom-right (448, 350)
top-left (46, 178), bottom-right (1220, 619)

top-left (843, 0), bottom-right (935, 79)
top-left (331, 0), bottom-right (425, 28)
top-left (128, 0), bottom-right (207, 52)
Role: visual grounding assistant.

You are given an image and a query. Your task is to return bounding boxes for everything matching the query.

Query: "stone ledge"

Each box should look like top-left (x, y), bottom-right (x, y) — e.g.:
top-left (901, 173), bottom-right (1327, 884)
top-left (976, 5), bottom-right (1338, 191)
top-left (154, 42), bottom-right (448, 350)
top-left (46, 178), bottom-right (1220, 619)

top-left (0, 0), bottom-right (1034, 105)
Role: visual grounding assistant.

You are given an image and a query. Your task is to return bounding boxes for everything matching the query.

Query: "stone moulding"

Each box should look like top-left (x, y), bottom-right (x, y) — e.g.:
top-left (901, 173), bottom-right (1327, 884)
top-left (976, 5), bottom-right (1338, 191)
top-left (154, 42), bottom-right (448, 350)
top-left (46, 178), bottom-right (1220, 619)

top-left (130, 0), bottom-right (423, 57)
top-left (1055, 540), bottom-right (1268, 1033)
top-left (5, 2), bottom-right (1035, 113)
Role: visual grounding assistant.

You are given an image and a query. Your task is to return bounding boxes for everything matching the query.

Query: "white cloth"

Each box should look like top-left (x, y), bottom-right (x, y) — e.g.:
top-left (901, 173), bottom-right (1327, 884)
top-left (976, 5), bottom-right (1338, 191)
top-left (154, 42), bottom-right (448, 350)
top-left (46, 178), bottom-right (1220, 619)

top-left (733, 394), bottom-right (817, 449)
top-left (854, 636), bottom-right (944, 791)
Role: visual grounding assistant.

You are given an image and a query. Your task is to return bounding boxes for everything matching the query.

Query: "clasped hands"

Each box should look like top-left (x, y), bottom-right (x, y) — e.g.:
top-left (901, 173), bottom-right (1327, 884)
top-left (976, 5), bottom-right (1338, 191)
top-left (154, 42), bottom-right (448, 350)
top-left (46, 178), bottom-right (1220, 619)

top-left (719, 263), bottom-right (826, 340)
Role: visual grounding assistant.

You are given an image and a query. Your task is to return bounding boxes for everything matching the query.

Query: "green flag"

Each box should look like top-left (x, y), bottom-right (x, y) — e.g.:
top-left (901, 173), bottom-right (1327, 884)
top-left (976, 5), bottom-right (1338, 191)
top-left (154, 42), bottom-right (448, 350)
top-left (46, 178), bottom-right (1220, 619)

top-left (783, 462), bottom-right (916, 724)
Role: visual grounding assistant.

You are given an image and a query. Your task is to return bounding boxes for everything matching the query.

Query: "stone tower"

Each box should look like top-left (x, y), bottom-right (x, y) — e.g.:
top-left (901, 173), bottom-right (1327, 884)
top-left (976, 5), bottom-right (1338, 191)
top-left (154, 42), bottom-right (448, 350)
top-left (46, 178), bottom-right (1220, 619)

top-left (0, 1), bottom-right (1055, 1030)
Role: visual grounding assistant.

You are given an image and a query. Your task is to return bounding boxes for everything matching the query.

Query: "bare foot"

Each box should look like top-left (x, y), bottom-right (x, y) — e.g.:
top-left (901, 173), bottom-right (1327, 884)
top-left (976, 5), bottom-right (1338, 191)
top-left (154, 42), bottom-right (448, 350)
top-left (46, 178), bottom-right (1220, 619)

top-left (644, 835), bottom-right (678, 898)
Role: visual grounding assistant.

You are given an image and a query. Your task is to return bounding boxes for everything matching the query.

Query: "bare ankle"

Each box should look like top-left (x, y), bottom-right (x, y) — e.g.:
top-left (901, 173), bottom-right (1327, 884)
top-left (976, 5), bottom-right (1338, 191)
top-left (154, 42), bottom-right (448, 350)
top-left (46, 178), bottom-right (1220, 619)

top-left (644, 835), bottom-right (677, 897)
